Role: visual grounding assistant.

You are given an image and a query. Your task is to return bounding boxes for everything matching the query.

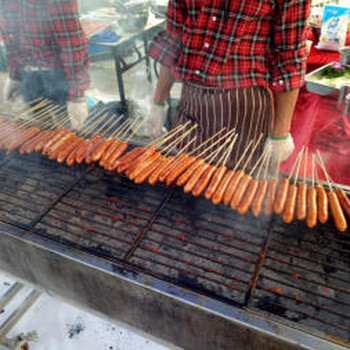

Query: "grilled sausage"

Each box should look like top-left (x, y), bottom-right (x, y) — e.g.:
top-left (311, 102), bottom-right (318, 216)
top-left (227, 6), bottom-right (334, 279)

top-left (99, 139), bottom-right (121, 167)
top-left (165, 156), bottom-right (197, 186)
top-left (148, 156), bottom-right (175, 186)
top-left (316, 184), bottom-right (328, 224)
top-left (65, 139), bottom-right (86, 166)
top-left (212, 170), bottom-right (234, 205)
top-left (106, 141), bottom-right (129, 171)
top-left (183, 162), bottom-right (210, 193)
top-left (85, 136), bottom-right (103, 164)
top-left (176, 159), bottom-right (204, 187)
top-left (264, 178), bottom-right (278, 215)
top-left (19, 130), bottom-right (45, 154)
top-left (237, 178), bottom-right (259, 214)
top-left (118, 146), bottom-right (155, 174)
top-left (252, 179), bottom-right (268, 217)
top-left (328, 191), bottom-right (347, 232)
top-left (192, 165), bottom-right (216, 197)
top-left (91, 137), bottom-right (114, 163)
top-left (205, 165), bottom-right (227, 200)
top-left (57, 137), bottom-right (82, 163)
top-left (223, 170), bottom-right (244, 206)
top-left (274, 178), bottom-right (289, 214)
top-left (129, 152), bottom-right (162, 180)
top-left (49, 133), bottom-right (77, 160)
top-left (231, 174), bottom-right (252, 210)
top-left (6, 127), bottom-right (41, 154)
top-left (158, 154), bottom-right (189, 183)
top-left (122, 146), bottom-right (155, 175)
top-left (306, 186), bottom-right (317, 229)
top-left (283, 183), bottom-right (297, 223)
top-left (116, 147), bottom-right (145, 173)
top-left (134, 155), bottom-right (165, 184)
top-left (42, 129), bottom-right (68, 155)
top-left (336, 188), bottom-right (350, 218)
top-left (296, 181), bottom-right (307, 220)
top-left (35, 130), bottom-right (56, 153)
top-left (75, 139), bottom-right (90, 165)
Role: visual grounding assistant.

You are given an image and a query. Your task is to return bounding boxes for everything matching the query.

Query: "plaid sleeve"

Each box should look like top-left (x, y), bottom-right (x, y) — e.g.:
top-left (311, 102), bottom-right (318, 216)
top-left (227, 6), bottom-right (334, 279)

top-left (270, 0), bottom-right (311, 92)
top-left (49, 0), bottom-right (90, 102)
top-left (149, 0), bottom-right (187, 67)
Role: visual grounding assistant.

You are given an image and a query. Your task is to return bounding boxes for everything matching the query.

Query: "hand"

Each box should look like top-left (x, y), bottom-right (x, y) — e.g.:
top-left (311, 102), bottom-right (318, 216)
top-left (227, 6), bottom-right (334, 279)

top-left (264, 133), bottom-right (295, 165)
top-left (67, 101), bottom-right (88, 131)
top-left (144, 103), bottom-right (168, 138)
top-left (3, 78), bottom-right (21, 102)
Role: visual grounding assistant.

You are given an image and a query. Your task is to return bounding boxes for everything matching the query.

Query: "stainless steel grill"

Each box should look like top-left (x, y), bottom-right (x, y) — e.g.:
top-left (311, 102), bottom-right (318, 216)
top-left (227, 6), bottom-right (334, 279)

top-left (0, 151), bottom-right (349, 349)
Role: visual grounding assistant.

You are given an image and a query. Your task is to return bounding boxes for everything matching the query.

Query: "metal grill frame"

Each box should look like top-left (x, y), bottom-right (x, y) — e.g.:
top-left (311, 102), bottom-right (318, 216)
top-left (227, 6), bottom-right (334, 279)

top-left (0, 152), bottom-right (349, 349)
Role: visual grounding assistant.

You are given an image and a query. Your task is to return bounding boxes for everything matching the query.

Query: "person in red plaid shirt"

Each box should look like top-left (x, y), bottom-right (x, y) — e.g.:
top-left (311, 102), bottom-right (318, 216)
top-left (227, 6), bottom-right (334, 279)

top-left (145, 0), bottom-right (311, 165)
top-left (0, 0), bottom-right (90, 130)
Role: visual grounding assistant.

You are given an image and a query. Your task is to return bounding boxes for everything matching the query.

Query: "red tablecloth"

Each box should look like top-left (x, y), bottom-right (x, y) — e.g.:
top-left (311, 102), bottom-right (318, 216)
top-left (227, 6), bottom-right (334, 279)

top-left (281, 90), bottom-right (350, 187)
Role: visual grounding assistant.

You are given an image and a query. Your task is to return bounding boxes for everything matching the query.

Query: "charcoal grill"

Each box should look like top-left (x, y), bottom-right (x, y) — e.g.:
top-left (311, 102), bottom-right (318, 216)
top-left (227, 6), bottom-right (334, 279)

top-left (0, 150), bottom-right (349, 349)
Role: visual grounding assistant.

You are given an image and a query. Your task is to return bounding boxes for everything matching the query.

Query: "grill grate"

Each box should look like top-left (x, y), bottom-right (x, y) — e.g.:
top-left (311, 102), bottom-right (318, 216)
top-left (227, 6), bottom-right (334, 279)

top-left (251, 217), bottom-right (350, 341)
top-left (0, 151), bottom-right (349, 344)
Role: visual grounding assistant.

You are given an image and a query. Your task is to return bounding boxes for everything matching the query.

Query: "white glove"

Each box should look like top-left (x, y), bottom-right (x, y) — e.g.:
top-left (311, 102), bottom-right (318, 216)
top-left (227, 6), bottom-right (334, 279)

top-left (264, 133), bottom-right (295, 164)
top-left (3, 77), bottom-right (21, 102)
top-left (144, 103), bottom-right (168, 138)
top-left (67, 101), bottom-right (88, 131)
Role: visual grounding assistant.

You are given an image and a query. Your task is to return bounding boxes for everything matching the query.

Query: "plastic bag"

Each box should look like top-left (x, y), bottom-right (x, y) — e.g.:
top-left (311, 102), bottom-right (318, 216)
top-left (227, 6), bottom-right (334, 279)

top-left (317, 5), bottom-right (350, 52)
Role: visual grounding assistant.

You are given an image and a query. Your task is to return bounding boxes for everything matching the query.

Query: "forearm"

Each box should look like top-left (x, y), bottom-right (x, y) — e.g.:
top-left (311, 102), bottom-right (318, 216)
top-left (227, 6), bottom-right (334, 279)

top-left (272, 89), bottom-right (300, 138)
top-left (153, 65), bottom-right (175, 105)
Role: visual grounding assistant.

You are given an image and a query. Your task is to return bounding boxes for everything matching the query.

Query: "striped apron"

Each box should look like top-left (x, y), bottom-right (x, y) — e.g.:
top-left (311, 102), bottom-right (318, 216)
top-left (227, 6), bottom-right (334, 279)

top-left (172, 83), bottom-right (274, 169)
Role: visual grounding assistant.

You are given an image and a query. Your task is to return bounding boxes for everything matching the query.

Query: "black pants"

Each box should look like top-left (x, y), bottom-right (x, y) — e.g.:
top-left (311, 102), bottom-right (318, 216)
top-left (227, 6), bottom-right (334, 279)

top-left (21, 68), bottom-right (69, 105)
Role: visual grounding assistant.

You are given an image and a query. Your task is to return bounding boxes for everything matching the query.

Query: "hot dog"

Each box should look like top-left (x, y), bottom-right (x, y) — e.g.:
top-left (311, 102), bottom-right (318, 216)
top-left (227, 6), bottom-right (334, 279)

top-left (252, 179), bottom-right (268, 217)
top-left (35, 130), bottom-right (56, 153)
top-left (49, 133), bottom-right (77, 160)
top-left (19, 129), bottom-right (45, 154)
top-left (165, 156), bottom-right (197, 186)
top-left (231, 174), bottom-right (252, 210)
top-left (306, 186), bottom-right (317, 229)
top-left (183, 163), bottom-right (210, 193)
top-left (42, 129), bottom-right (68, 155)
top-left (122, 146), bottom-right (155, 175)
top-left (205, 165), bottom-right (227, 200)
top-left (237, 178), bottom-right (259, 215)
top-left (176, 159), bottom-right (204, 187)
top-left (336, 188), bottom-right (350, 218)
top-left (158, 154), bottom-right (189, 182)
top-left (264, 178), bottom-right (277, 215)
top-left (6, 127), bottom-right (41, 154)
top-left (99, 139), bottom-right (121, 167)
top-left (192, 165), bottom-right (216, 197)
top-left (274, 178), bottom-right (289, 214)
top-left (134, 155), bottom-right (165, 184)
top-left (148, 156), bottom-right (175, 186)
top-left (75, 139), bottom-right (90, 165)
top-left (57, 137), bottom-right (82, 163)
top-left (129, 152), bottom-right (162, 180)
top-left (316, 184), bottom-right (328, 224)
top-left (116, 147), bottom-right (145, 173)
top-left (91, 137), bottom-right (114, 163)
top-left (283, 183), bottom-right (297, 224)
top-left (296, 181), bottom-right (307, 221)
top-left (223, 170), bottom-right (244, 206)
top-left (328, 191), bottom-right (347, 232)
top-left (65, 139), bottom-right (86, 166)
top-left (85, 136), bottom-right (103, 164)
top-left (211, 170), bottom-right (234, 205)
top-left (106, 141), bottom-right (129, 171)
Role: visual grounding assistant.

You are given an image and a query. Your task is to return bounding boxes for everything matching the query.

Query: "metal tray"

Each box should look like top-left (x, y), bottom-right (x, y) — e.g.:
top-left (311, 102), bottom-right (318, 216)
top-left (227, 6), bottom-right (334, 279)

top-left (305, 62), bottom-right (342, 96)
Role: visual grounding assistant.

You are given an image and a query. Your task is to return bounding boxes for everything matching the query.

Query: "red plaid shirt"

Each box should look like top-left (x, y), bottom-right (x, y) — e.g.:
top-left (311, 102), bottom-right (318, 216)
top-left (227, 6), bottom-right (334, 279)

top-left (0, 0), bottom-right (90, 101)
top-left (149, 0), bottom-right (311, 92)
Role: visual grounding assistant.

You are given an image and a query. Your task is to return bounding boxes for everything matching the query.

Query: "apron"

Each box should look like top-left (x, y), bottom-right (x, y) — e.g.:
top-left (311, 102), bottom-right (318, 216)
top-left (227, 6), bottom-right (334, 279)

top-left (172, 83), bottom-right (274, 169)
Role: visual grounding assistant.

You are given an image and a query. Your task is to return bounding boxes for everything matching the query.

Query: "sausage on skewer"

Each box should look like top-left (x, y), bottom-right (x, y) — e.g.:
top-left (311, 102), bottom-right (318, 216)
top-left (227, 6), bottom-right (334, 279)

top-left (192, 165), bottom-right (217, 197)
top-left (148, 156), bottom-right (175, 185)
top-left (264, 178), bottom-right (278, 215)
top-left (252, 179), bottom-right (268, 217)
top-left (223, 170), bottom-right (244, 205)
top-left (328, 191), bottom-right (347, 232)
top-left (212, 170), bottom-right (234, 205)
top-left (283, 183), bottom-right (298, 223)
top-left (237, 178), bottom-right (259, 214)
top-left (274, 178), bottom-right (289, 214)
top-left (306, 186), bottom-right (317, 229)
top-left (296, 180), bottom-right (307, 220)
top-left (316, 184), bottom-right (328, 224)
top-left (336, 188), bottom-right (350, 218)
